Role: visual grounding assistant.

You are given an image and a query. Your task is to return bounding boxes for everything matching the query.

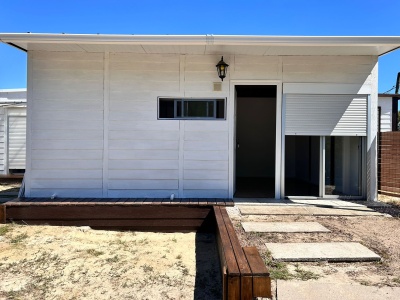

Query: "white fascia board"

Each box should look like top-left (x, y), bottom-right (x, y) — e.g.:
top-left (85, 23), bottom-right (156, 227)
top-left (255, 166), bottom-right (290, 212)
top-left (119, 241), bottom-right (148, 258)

top-left (1, 33), bottom-right (400, 46)
top-left (1, 33), bottom-right (400, 55)
top-left (0, 88), bottom-right (27, 92)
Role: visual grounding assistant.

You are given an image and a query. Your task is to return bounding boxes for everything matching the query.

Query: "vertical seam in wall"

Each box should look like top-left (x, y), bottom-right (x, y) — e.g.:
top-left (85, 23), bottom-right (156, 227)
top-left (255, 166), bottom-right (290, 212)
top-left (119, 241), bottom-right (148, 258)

top-left (4, 109), bottom-right (9, 176)
top-left (179, 121), bottom-right (185, 197)
top-left (25, 52), bottom-right (33, 197)
top-left (178, 55), bottom-right (185, 197)
top-left (180, 55), bottom-right (185, 96)
top-left (103, 52), bottom-right (110, 197)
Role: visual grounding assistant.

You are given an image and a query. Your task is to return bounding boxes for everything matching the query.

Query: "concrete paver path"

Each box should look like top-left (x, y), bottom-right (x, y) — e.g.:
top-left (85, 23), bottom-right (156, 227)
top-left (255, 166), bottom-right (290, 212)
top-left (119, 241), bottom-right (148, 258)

top-left (239, 205), bottom-right (383, 216)
top-left (277, 281), bottom-right (400, 300)
top-left (242, 222), bottom-right (330, 233)
top-left (266, 242), bottom-right (381, 262)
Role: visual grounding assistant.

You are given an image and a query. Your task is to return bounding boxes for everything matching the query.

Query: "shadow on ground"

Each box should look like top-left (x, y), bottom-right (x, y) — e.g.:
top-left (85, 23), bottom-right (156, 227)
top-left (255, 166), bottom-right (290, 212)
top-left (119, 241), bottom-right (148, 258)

top-left (194, 233), bottom-right (222, 300)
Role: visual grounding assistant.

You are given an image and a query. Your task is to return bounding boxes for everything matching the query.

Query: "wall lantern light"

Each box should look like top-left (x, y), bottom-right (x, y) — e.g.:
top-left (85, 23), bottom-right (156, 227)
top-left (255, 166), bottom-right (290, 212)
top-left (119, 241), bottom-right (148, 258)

top-left (216, 56), bottom-right (229, 81)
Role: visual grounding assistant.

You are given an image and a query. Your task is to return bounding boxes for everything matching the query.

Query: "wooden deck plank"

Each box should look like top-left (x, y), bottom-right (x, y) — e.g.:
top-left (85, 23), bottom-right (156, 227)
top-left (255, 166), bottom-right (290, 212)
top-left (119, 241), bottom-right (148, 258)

top-left (220, 207), bottom-right (252, 275)
top-left (243, 246), bottom-right (272, 298)
top-left (214, 206), bottom-right (240, 276)
top-left (0, 205), bottom-right (5, 224)
top-left (19, 218), bottom-right (207, 228)
top-left (5, 205), bottom-right (212, 220)
top-left (11, 198), bottom-right (233, 206)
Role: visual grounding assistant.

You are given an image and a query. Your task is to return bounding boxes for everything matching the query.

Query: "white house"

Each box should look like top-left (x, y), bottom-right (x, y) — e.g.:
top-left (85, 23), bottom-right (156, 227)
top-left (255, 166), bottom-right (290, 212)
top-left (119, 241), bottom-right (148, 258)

top-left (0, 89), bottom-right (26, 177)
top-left (1, 33), bottom-right (400, 200)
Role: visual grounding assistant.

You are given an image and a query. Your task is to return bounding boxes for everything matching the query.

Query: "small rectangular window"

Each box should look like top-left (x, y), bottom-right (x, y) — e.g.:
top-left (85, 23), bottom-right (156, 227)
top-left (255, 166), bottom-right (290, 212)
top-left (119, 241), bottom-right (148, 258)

top-left (159, 98), bottom-right (225, 119)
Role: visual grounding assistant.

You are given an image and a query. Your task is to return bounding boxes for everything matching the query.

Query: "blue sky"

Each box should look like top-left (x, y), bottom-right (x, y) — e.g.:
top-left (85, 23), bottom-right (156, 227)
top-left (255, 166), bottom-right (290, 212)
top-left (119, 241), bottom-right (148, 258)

top-left (1, 0), bottom-right (400, 92)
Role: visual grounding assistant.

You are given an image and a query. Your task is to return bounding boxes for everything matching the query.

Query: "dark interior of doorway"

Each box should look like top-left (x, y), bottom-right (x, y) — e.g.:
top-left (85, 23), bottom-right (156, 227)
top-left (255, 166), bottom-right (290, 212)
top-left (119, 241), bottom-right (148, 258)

top-left (285, 136), bottom-right (319, 197)
top-left (235, 85), bottom-right (277, 198)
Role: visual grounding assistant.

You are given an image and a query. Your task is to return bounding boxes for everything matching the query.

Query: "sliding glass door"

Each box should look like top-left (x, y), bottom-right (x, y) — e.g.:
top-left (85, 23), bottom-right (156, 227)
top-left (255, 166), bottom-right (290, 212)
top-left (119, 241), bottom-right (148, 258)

top-left (324, 136), bottom-right (363, 198)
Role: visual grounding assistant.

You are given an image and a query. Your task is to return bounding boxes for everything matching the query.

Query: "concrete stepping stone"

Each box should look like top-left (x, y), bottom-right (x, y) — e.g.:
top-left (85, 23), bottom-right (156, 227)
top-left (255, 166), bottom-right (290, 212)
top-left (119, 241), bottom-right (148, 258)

top-left (239, 206), bottom-right (310, 215)
top-left (277, 281), bottom-right (400, 300)
top-left (304, 206), bottom-right (382, 216)
top-left (265, 242), bottom-right (381, 262)
top-left (242, 222), bottom-right (330, 233)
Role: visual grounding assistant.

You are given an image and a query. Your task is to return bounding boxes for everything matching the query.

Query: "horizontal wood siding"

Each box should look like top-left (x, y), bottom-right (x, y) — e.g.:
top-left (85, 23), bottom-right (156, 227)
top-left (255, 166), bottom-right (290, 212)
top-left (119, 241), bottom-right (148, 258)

top-left (8, 115), bottom-right (27, 169)
top-left (231, 56), bottom-right (281, 80)
top-left (0, 108), bottom-right (5, 173)
top-left (29, 51), bottom-right (104, 197)
top-left (282, 56), bottom-right (376, 84)
top-left (26, 52), bottom-right (376, 198)
top-left (378, 97), bottom-right (393, 132)
top-left (108, 53), bottom-right (180, 197)
top-left (183, 121), bottom-right (229, 198)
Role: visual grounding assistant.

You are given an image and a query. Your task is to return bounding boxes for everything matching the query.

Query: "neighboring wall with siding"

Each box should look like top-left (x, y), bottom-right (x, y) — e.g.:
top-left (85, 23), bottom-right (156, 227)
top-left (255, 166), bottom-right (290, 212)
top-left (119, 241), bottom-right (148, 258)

top-left (378, 97), bottom-right (393, 132)
top-left (0, 90), bottom-right (26, 176)
top-left (26, 51), bottom-right (377, 198)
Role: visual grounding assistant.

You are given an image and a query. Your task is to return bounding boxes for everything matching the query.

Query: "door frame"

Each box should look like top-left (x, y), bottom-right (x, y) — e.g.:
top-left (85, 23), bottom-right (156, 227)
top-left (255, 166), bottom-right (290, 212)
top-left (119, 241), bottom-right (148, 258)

top-left (228, 80), bottom-right (283, 199)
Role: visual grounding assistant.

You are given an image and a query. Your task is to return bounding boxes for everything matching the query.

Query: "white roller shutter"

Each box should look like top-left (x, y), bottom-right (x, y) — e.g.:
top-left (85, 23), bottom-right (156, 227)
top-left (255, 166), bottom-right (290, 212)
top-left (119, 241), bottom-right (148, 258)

top-left (285, 94), bottom-right (367, 136)
top-left (8, 116), bottom-right (26, 169)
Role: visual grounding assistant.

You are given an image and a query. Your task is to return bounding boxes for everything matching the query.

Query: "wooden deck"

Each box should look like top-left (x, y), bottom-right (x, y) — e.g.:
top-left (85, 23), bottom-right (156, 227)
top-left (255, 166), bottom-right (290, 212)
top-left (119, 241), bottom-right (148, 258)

top-left (1, 198), bottom-right (233, 232)
top-left (5, 197), bottom-right (234, 206)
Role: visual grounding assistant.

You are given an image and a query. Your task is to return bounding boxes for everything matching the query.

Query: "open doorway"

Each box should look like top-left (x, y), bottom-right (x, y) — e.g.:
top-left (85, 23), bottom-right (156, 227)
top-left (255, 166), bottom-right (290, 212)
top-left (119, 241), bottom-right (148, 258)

top-left (234, 85), bottom-right (277, 198)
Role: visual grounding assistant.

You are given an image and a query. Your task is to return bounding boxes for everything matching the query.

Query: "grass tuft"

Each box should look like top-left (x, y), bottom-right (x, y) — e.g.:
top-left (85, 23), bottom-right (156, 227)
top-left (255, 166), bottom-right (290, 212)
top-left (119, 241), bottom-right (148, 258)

top-left (141, 264), bottom-right (153, 272)
top-left (10, 233), bottom-right (28, 244)
top-left (86, 249), bottom-right (104, 257)
top-left (0, 225), bottom-right (12, 236)
top-left (294, 264), bottom-right (320, 281)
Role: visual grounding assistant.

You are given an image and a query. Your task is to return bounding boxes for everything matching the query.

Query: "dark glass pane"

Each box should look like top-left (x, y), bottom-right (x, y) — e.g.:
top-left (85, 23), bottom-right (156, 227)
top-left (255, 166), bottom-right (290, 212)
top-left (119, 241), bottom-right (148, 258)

top-left (159, 99), bottom-right (174, 118)
top-left (325, 136), bottom-right (362, 196)
top-left (216, 100), bottom-right (225, 119)
top-left (176, 100), bottom-right (182, 117)
top-left (184, 100), bottom-right (214, 117)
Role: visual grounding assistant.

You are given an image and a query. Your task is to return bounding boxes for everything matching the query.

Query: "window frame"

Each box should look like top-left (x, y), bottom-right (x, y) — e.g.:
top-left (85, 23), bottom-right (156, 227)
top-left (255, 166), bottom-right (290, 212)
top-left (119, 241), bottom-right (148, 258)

top-left (158, 97), bottom-right (226, 120)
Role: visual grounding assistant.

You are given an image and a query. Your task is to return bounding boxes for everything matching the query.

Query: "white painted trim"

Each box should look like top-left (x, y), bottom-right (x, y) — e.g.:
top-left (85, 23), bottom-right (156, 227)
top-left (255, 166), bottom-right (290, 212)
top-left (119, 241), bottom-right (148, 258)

top-left (178, 120), bottom-right (184, 197)
top-left (229, 79), bottom-right (283, 199)
top-left (102, 52), bottom-right (109, 197)
top-left (275, 82), bottom-right (283, 199)
top-left (362, 137), bottom-right (367, 199)
top-left (2, 33), bottom-right (400, 48)
top-left (0, 88), bottom-right (27, 92)
top-left (366, 94), bottom-right (372, 200)
top-left (319, 136), bottom-right (325, 197)
top-left (4, 109), bottom-right (9, 176)
top-left (24, 52), bottom-right (33, 197)
top-left (280, 94), bottom-right (286, 198)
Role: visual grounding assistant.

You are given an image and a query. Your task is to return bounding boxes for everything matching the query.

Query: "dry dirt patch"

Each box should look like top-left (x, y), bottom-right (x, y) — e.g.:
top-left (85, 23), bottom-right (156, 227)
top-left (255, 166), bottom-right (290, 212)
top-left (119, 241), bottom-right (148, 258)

top-left (0, 224), bottom-right (221, 300)
top-left (228, 206), bottom-right (400, 288)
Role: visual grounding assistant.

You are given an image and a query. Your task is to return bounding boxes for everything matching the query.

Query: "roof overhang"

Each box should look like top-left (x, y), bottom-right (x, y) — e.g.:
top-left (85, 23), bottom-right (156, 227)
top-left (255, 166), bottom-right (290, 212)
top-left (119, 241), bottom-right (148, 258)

top-left (1, 33), bottom-right (400, 56)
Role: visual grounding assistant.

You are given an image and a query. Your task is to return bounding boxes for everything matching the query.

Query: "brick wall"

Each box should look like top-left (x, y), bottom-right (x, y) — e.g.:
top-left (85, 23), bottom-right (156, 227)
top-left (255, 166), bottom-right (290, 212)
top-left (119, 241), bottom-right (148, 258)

top-left (378, 131), bottom-right (400, 196)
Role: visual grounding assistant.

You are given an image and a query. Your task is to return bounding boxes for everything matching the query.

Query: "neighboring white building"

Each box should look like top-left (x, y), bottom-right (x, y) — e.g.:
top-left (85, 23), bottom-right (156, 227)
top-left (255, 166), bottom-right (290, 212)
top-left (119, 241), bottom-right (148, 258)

top-left (378, 94), bottom-right (399, 132)
top-left (1, 33), bottom-right (400, 200)
top-left (0, 89), bottom-right (26, 177)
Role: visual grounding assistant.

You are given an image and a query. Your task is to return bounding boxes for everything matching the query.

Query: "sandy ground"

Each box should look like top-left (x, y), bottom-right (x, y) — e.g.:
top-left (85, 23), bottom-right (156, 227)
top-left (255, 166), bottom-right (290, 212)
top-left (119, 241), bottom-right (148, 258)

top-left (0, 224), bottom-right (221, 300)
top-left (228, 199), bottom-right (400, 293)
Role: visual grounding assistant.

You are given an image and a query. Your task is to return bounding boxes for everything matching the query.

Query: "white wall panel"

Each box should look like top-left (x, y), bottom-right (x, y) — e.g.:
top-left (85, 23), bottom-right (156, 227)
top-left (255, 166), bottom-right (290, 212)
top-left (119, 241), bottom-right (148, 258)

top-left (0, 108), bottom-right (5, 173)
top-left (107, 53), bottom-right (181, 196)
top-left (28, 51), bottom-right (104, 197)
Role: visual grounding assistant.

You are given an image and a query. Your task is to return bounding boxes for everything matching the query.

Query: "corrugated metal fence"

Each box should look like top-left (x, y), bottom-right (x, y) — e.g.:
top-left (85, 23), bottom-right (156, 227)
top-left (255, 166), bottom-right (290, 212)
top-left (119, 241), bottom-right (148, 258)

top-left (378, 131), bottom-right (400, 196)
